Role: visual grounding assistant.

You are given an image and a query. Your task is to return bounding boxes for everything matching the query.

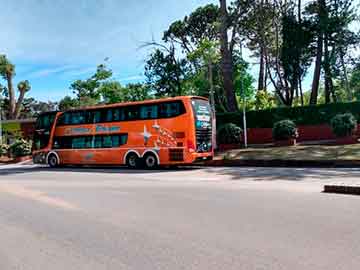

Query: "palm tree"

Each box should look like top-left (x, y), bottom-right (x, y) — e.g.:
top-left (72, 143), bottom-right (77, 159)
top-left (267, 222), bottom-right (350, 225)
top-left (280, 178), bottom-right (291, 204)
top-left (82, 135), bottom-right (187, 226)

top-left (0, 55), bottom-right (16, 118)
top-left (14, 80), bottom-right (31, 119)
top-left (0, 55), bottom-right (31, 119)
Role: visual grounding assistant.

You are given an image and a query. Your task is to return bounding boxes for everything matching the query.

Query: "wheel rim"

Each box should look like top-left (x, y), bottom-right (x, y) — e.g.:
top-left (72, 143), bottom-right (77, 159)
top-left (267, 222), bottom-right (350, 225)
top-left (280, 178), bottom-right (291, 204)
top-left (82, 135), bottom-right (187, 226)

top-left (128, 156), bottom-right (137, 167)
top-left (49, 156), bottom-right (57, 166)
top-left (145, 156), bottom-right (156, 168)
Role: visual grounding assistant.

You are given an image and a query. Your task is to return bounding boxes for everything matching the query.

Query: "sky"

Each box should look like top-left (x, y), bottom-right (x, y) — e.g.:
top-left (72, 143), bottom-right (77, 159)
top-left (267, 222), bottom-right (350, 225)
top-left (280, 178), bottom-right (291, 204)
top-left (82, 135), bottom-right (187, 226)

top-left (0, 0), bottom-right (215, 101)
top-left (0, 0), bottom-right (359, 102)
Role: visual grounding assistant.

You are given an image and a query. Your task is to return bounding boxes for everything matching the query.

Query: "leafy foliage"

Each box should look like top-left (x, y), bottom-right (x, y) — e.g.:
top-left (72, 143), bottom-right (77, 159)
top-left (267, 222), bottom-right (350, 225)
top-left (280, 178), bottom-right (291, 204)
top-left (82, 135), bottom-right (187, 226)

top-left (217, 101), bottom-right (360, 129)
top-left (163, 4), bottom-right (220, 53)
top-left (0, 54), bottom-right (31, 119)
top-left (145, 48), bottom-right (190, 97)
top-left (350, 63), bottom-right (360, 100)
top-left (272, 120), bottom-right (298, 141)
top-left (330, 113), bottom-right (357, 137)
top-left (58, 96), bottom-right (79, 111)
top-left (217, 123), bottom-right (242, 144)
top-left (100, 82), bottom-right (153, 103)
top-left (70, 64), bottom-right (112, 102)
top-left (9, 139), bottom-right (32, 157)
top-left (0, 144), bottom-right (9, 156)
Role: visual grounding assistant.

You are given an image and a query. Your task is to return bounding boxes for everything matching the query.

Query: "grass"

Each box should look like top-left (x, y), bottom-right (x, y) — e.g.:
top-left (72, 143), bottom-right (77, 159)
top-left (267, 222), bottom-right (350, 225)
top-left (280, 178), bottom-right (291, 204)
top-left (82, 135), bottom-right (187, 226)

top-left (216, 144), bottom-right (360, 161)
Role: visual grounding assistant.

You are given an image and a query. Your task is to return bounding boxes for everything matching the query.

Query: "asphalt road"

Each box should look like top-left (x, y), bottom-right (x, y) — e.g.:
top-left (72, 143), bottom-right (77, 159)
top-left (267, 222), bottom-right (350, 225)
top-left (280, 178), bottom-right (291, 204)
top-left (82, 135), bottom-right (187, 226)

top-left (0, 165), bottom-right (359, 270)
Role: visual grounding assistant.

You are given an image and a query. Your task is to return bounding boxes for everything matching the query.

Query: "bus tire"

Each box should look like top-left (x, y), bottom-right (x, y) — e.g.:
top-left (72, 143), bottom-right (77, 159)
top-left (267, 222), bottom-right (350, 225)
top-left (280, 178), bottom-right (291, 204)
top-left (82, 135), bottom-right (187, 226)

top-left (126, 152), bottom-right (140, 169)
top-left (143, 152), bottom-right (158, 170)
top-left (48, 153), bottom-right (59, 168)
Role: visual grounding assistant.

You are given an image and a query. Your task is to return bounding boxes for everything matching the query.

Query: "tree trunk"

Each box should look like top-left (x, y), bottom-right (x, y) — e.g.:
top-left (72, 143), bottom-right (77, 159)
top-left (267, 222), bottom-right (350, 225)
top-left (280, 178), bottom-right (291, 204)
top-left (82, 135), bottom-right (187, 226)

top-left (323, 33), bottom-right (336, 103)
top-left (298, 0), bottom-right (303, 105)
top-left (340, 51), bottom-right (351, 101)
top-left (14, 90), bottom-right (26, 119)
top-left (299, 75), bottom-right (304, 106)
top-left (219, 0), bottom-right (238, 112)
top-left (208, 62), bottom-right (215, 113)
top-left (324, 35), bottom-right (331, 103)
top-left (6, 73), bottom-right (15, 119)
top-left (310, 34), bottom-right (323, 105)
top-left (258, 47), bottom-right (265, 91)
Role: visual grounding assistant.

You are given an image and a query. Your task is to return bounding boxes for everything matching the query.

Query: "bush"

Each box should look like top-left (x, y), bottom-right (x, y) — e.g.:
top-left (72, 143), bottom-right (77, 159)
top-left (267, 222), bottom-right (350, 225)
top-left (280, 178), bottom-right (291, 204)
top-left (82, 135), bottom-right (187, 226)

top-left (9, 139), bottom-right (32, 157)
top-left (217, 123), bottom-right (242, 144)
top-left (272, 120), bottom-right (298, 141)
top-left (330, 113), bottom-right (357, 137)
top-left (217, 101), bottom-right (360, 128)
top-left (0, 144), bottom-right (9, 156)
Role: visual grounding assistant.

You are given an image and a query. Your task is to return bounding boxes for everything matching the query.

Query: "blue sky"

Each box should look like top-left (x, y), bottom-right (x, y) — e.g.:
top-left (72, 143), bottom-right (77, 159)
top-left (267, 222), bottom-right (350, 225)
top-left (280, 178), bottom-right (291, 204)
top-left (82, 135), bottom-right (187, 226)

top-left (0, 0), bottom-right (215, 101)
top-left (0, 0), bottom-right (359, 102)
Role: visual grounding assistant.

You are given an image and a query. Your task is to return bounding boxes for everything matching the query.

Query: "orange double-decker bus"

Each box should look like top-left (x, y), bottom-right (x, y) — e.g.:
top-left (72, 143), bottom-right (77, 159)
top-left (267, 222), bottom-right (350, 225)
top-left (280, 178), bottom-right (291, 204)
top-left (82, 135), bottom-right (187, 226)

top-left (32, 96), bottom-right (214, 169)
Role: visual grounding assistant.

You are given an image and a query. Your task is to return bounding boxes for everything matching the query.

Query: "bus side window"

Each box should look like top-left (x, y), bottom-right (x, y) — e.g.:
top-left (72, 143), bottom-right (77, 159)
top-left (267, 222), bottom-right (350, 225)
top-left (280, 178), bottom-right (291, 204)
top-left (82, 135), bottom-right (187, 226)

top-left (140, 105), bottom-right (158, 119)
top-left (92, 110), bottom-right (101, 123)
top-left (102, 136), bottom-right (112, 148)
top-left (57, 112), bottom-right (71, 125)
top-left (125, 106), bottom-right (139, 120)
top-left (72, 137), bottom-right (85, 149)
top-left (70, 111), bottom-right (87, 125)
top-left (114, 108), bottom-right (125, 121)
top-left (111, 135), bottom-right (120, 147)
top-left (106, 109), bottom-right (113, 122)
top-left (94, 136), bottom-right (102, 148)
top-left (119, 134), bottom-right (128, 145)
top-left (159, 102), bottom-right (182, 118)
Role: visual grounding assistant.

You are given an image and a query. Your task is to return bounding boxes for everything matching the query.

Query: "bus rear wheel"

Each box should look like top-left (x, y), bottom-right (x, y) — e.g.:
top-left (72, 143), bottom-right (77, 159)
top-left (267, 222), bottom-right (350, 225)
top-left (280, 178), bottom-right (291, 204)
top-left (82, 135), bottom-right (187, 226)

top-left (143, 153), bottom-right (158, 169)
top-left (47, 154), bottom-right (59, 168)
top-left (126, 153), bottom-right (140, 169)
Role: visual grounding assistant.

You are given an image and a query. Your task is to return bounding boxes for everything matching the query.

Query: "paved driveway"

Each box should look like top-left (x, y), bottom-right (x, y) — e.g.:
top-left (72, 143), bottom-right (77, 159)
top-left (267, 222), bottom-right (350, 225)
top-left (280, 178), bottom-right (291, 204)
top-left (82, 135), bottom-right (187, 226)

top-left (0, 165), bottom-right (359, 270)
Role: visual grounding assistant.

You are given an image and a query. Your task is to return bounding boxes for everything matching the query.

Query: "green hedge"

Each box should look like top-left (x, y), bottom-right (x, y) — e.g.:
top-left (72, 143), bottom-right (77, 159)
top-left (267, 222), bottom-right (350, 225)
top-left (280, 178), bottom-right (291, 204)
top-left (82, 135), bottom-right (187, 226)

top-left (216, 101), bottom-right (360, 129)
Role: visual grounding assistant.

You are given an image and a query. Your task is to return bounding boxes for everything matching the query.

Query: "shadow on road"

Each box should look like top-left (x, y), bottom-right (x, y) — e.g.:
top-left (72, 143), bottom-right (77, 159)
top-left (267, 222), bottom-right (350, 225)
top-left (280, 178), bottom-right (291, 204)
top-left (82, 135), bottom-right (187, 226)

top-left (1, 164), bottom-right (359, 183)
top-left (0, 165), bottom-right (201, 177)
top-left (202, 167), bottom-right (360, 182)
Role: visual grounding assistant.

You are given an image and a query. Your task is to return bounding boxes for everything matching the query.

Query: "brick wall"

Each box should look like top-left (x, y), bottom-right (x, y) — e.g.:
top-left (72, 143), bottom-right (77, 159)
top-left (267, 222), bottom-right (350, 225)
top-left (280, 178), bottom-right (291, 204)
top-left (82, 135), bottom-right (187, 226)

top-left (246, 124), bottom-right (360, 144)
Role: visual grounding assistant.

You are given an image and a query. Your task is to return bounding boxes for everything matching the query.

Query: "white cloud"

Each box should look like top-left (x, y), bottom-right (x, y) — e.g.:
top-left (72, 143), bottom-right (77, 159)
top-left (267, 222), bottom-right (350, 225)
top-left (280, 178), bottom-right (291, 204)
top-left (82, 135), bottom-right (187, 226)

top-left (27, 65), bottom-right (76, 78)
top-left (118, 75), bottom-right (145, 82)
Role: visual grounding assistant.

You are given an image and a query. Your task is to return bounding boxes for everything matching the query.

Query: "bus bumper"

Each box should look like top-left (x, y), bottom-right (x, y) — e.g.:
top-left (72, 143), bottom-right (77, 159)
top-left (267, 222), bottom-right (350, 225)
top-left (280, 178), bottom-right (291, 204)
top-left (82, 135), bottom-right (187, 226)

top-left (32, 151), bottom-right (48, 164)
top-left (190, 152), bottom-right (213, 163)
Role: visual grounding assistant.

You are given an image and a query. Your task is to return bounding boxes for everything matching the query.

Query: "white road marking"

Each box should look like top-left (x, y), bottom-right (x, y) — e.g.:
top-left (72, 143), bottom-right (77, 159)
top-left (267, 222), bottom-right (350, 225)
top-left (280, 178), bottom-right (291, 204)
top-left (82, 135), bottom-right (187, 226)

top-left (0, 184), bottom-right (80, 211)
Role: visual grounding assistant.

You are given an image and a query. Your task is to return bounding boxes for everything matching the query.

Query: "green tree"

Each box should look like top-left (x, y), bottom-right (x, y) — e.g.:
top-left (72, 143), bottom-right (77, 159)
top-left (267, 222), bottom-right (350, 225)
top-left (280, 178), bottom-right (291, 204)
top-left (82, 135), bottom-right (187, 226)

top-left (121, 83), bottom-right (153, 102)
top-left (306, 0), bottom-right (359, 104)
top-left (241, 0), bottom-right (274, 92)
top-left (21, 98), bottom-right (57, 118)
top-left (14, 80), bottom-right (31, 118)
top-left (98, 81), bottom-right (123, 104)
top-left (350, 63), bottom-right (360, 100)
top-left (280, 8), bottom-right (313, 106)
top-left (145, 47), bottom-right (190, 97)
top-left (99, 82), bottom-right (153, 103)
top-left (70, 63), bottom-right (112, 105)
top-left (0, 55), bottom-right (31, 119)
top-left (58, 96), bottom-right (79, 111)
top-left (163, 4), bottom-right (220, 53)
top-left (188, 39), bottom-right (220, 111)
top-left (219, 0), bottom-right (238, 111)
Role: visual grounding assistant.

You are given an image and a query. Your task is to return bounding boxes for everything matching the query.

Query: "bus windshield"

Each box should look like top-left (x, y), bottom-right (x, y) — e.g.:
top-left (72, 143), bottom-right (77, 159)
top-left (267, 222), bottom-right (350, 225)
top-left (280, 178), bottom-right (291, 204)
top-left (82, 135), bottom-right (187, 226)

top-left (33, 112), bottom-right (57, 150)
top-left (192, 98), bottom-right (212, 129)
top-left (191, 98), bottom-right (212, 152)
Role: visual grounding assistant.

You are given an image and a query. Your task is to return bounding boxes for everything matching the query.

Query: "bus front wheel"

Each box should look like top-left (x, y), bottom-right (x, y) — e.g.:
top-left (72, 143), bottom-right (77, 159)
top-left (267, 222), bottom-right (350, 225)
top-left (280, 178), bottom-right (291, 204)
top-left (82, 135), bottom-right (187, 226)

top-left (48, 154), bottom-right (59, 168)
top-left (143, 153), bottom-right (158, 169)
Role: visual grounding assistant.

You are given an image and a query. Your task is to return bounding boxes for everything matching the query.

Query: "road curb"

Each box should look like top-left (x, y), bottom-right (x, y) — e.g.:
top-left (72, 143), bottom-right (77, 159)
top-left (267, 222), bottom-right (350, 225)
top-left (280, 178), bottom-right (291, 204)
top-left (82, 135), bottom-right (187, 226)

top-left (204, 159), bottom-right (360, 168)
top-left (324, 185), bottom-right (360, 195)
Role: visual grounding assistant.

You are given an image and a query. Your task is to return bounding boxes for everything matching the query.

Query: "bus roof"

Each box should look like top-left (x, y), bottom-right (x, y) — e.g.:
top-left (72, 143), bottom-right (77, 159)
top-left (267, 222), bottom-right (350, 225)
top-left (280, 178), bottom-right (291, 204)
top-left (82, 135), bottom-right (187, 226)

top-left (61, 96), bottom-right (208, 112)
